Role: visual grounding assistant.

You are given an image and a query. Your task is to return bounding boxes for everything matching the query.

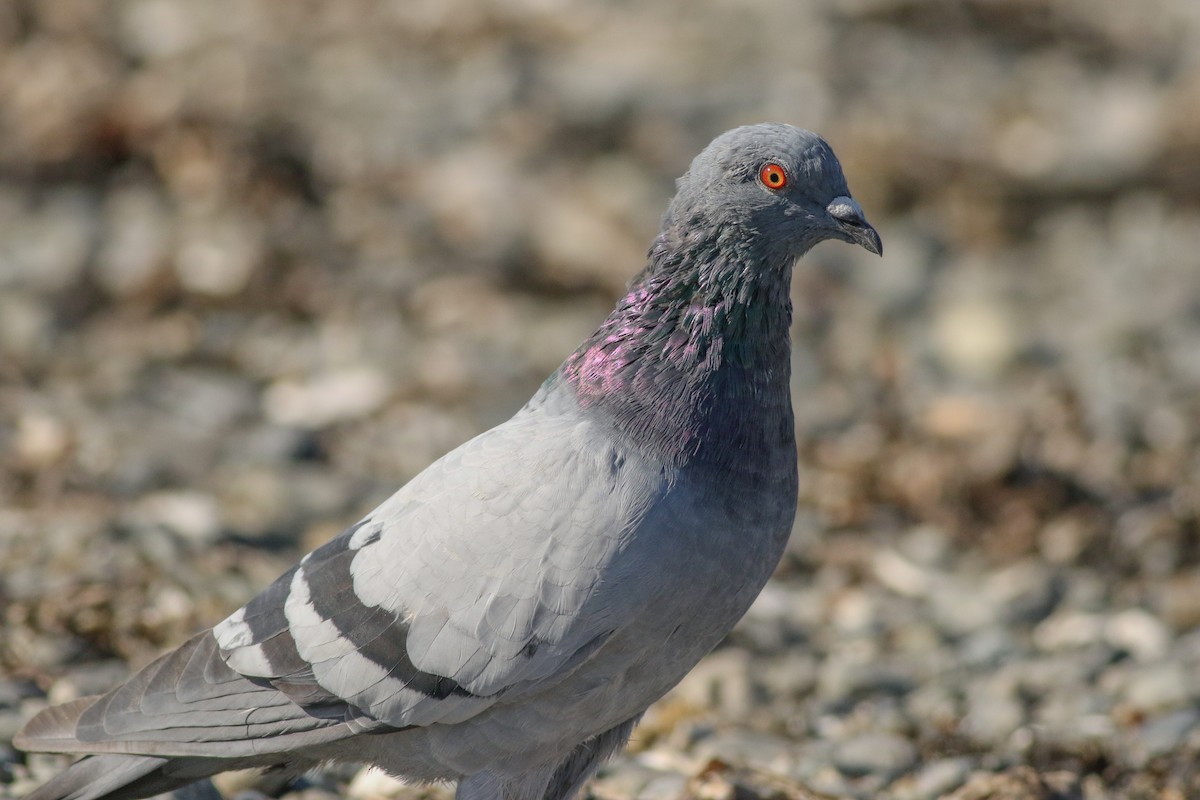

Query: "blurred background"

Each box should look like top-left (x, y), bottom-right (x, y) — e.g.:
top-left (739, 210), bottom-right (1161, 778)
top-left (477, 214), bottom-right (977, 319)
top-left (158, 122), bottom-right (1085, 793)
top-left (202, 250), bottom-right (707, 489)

top-left (2, 1), bottom-right (1200, 798)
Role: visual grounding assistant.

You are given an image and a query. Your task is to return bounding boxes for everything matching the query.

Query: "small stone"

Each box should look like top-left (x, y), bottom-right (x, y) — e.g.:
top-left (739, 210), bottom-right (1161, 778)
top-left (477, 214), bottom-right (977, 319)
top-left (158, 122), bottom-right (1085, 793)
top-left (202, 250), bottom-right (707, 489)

top-left (931, 294), bottom-right (1017, 380)
top-left (1126, 709), bottom-right (1200, 765)
top-left (210, 770), bottom-right (290, 799)
top-left (959, 627), bottom-right (1018, 668)
top-left (873, 548), bottom-right (932, 598)
top-left (906, 757), bottom-right (974, 800)
top-left (756, 651), bottom-right (819, 702)
top-left (906, 682), bottom-right (962, 733)
top-left (942, 766), bottom-right (1082, 800)
top-left (13, 411), bottom-right (72, 469)
top-left (830, 587), bottom-right (881, 635)
top-left (831, 731), bottom-right (917, 779)
top-left (987, 561), bottom-right (1062, 626)
top-left (591, 757), bottom-right (687, 800)
top-left (1118, 661), bottom-right (1192, 713)
top-left (262, 367), bottom-right (392, 429)
top-left (1157, 570), bottom-right (1200, 631)
top-left (0, 292), bottom-right (52, 361)
top-left (961, 675), bottom-right (1025, 746)
top-left (691, 730), bottom-right (794, 773)
top-left (788, 739), bottom-right (836, 782)
top-left (0, 743), bottom-right (18, 785)
top-left (1034, 611), bottom-right (1105, 652)
top-left (802, 766), bottom-right (859, 799)
top-left (1033, 683), bottom-right (1115, 744)
top-left (95, 186), bottom-right (173, 297)
top-left (816, 657), bottom-right (915, 704)
top-left (1038, 517), bottom-right (1091, 566)
top-left (921, 393), bottom-right (1000, 441)
top-left (165, 780), bottom-right (225, 800)
top-left (213, 466), bottom-right (290, 539)
top-left (669, 649), bottom-right (755, 721)
top-left (123, 490), bottom-right (222, 545)
top-left (345, 767), bottom-right (412, 800)
top-left (0, 708), bottom-right (23, 746)
top-left (929, 579), bottom-right (996, 635)
top-left (0, 190), bottom-right (96, 292)
top-left (897, 525), bottom-right (954, 567)
top-left (1103, 608), bottom-right (1171, 662)
top-left (47, 661), bottom-right (131, 704)
top-left (174, 215), bottom-right (263, 297)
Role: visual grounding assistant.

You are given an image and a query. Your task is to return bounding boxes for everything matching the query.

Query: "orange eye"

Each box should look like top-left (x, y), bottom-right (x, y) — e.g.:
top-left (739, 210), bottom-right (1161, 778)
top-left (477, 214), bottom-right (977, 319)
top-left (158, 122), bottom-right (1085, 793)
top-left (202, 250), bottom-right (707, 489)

top-left (759, 163), bottom-right (788, 190)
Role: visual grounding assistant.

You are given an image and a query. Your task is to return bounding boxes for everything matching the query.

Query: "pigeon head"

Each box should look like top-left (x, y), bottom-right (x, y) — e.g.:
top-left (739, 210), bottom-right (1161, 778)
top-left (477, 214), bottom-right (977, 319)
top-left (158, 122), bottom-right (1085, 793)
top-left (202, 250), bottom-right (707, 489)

top-left (559, 124), bottom-right (880, 465)
top-left (663, 123), bottom-right (882, 262)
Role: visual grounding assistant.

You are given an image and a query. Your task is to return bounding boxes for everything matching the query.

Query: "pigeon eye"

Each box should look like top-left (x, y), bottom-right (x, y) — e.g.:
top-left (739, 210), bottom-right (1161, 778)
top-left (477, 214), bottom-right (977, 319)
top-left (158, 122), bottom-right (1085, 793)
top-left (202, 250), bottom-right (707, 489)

top-left (758, 163), bottom-right (788, 190)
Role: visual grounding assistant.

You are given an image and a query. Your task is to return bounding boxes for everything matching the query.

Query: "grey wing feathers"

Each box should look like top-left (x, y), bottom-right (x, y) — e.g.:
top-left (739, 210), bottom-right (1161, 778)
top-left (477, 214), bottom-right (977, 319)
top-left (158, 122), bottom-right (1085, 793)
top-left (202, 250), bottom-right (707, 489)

top-left (19, 411), bottom-right (661, 768)
top-left (15, 631), bottom-right (351, 759)
top-left (21, 754), bottom-right (231, 800)
top-left (21, 754), bottom-right (170, 800)
top-left (214, 413), bottom-right (661, 729)
top-left (216, 522), bottom-right (495, 728)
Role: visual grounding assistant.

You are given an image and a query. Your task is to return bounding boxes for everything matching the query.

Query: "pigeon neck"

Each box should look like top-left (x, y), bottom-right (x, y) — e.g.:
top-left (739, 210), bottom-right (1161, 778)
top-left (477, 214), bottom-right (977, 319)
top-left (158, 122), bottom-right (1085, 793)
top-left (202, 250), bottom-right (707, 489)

top-left (560, 231), bottom-right (795, 467)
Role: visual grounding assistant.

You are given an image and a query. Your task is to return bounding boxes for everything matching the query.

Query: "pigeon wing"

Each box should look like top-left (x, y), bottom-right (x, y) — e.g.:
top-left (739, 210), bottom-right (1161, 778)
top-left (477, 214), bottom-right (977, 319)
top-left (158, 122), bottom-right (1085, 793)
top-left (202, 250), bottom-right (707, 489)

top-left (14, 629), bottom-right (356, 758)
top-left (215, 409), bottom-right (662, 729)
top-left (19, 408), bottom-right (660, 758)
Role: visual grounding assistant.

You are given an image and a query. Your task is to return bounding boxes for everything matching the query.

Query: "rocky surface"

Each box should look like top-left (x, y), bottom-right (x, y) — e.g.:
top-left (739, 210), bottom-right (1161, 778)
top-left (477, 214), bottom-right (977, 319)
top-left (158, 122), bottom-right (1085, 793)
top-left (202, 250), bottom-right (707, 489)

top-left (2, 1), bottom-right (1199, 799)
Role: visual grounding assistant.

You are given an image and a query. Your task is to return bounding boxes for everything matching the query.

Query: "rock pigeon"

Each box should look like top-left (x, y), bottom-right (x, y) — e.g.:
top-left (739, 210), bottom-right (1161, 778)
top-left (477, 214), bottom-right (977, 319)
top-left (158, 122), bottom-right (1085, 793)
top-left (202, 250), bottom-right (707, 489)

top-left (16, 123), bottom-right (881, 800)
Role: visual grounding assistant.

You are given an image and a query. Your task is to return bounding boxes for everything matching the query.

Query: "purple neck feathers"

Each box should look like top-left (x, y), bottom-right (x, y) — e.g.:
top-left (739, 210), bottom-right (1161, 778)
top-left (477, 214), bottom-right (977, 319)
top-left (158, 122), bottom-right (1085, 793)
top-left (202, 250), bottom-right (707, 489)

top-left (559, 230), bottom-right (795, 467)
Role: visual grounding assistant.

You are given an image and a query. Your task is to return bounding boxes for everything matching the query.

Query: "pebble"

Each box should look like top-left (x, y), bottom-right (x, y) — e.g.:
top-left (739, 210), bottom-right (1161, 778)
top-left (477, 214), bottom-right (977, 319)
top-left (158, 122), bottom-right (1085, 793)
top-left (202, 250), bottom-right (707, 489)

top-left (1103, 608), bottom-right (1171, 662)
top-left (123, 490), bottom-right (222, 545)
top-left (0, 292), bottom-right (52, 362)
top-left (669, 649), bottom-right (757, 721)
top-left (756, 652), bottom-right (820, 702)
top-left (1116, 661), bottom-right (1193, 713)
top-left (1034, 686), bottom-right (1115, 744)
top-left (12, 412), bottom-right (72, 470)
top-left (987, 561), bottom-right (1063, 626)
top-left (1034, 611), bottom-right (1107, 652)
top-left (832, 732), bottom-right (918, 780)
top-left (591, 758), bottom-right (687, 800)
top-left (905, 682), bottom-right (962, 733)
top-left (943, 767), bottom-right (1082, 800)
top-left (961, 674), bottom-right (1026, 746)
top-left (174, 215), bottom-right (263, 297)
top-left (1125, 709), bottom-right (1200, 766)
top-left (958, 626), bottom-right (1019, 668)
top-left (95, 186), bottom-right (173, 297)
top-left (262, 367), bottom-right (393, 429)
top-left (0, 682), bottom-right (29, 745)
top-left (930, 294), bottom-right (1018, 380)
top-left (1156, 570), bottom-right (1200, 631)
top-left (166, 781), bottom-right (225, 800)
top-left (928, 577), bottom-right (1003, 635)
top-left (692, 730), bottom-right (795, 773)
top-left (873, 548), bottom-right (933, 598)
top-left (344, 767), bottom-right (413, 800)
top-left (899, 757), bottom-right (975, 800)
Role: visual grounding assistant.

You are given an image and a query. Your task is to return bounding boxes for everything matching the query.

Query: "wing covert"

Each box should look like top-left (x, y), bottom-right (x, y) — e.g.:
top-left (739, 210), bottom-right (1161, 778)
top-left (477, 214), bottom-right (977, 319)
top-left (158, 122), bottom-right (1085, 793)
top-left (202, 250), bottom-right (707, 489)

top-left (214, 410), bottom-right (663, 729)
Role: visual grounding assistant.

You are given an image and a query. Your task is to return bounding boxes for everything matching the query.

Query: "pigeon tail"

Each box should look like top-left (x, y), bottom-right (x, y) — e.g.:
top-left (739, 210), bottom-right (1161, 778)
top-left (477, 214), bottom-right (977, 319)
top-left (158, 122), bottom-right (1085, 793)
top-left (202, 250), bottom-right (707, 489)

top-left (21, 753), bottom-right (211, 800)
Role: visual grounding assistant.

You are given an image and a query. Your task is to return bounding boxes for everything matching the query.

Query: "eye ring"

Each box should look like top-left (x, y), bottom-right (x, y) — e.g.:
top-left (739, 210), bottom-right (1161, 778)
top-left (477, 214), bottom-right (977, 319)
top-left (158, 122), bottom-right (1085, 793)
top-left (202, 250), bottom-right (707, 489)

top-left (759, 163), bottom-right (788, 190)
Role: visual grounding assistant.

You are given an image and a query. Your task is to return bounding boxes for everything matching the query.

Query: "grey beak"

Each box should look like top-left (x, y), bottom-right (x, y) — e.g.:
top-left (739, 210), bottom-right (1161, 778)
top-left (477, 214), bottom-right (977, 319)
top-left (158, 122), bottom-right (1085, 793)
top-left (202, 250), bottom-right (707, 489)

top-left (827, 196), bottom-right (883, 256)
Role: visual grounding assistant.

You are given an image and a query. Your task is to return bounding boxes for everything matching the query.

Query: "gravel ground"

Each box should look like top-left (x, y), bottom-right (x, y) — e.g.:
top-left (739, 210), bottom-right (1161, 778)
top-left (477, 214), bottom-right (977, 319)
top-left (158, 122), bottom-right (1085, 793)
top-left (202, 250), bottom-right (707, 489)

top-left (3, 1), bottom-right (1200, 799)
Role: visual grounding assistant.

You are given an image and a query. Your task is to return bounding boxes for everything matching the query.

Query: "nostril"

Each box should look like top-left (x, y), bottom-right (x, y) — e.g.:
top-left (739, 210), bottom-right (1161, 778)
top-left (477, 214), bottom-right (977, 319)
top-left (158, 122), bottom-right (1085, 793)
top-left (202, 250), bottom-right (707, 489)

top-left (826, 196), bottom-right (866, 226)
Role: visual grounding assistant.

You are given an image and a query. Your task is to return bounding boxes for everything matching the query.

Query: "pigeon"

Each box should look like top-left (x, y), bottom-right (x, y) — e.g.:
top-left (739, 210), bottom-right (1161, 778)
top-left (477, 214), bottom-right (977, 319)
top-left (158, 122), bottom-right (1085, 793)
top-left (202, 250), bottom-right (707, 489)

top-left (15, 123), bottom-right (881, 800)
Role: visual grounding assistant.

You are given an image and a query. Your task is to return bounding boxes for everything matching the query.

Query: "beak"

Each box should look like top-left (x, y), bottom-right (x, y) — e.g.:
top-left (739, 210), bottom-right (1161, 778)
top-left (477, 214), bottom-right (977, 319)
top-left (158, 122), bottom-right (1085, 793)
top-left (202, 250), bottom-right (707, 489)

top-left (827, 196), bottom-right (883, 256)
